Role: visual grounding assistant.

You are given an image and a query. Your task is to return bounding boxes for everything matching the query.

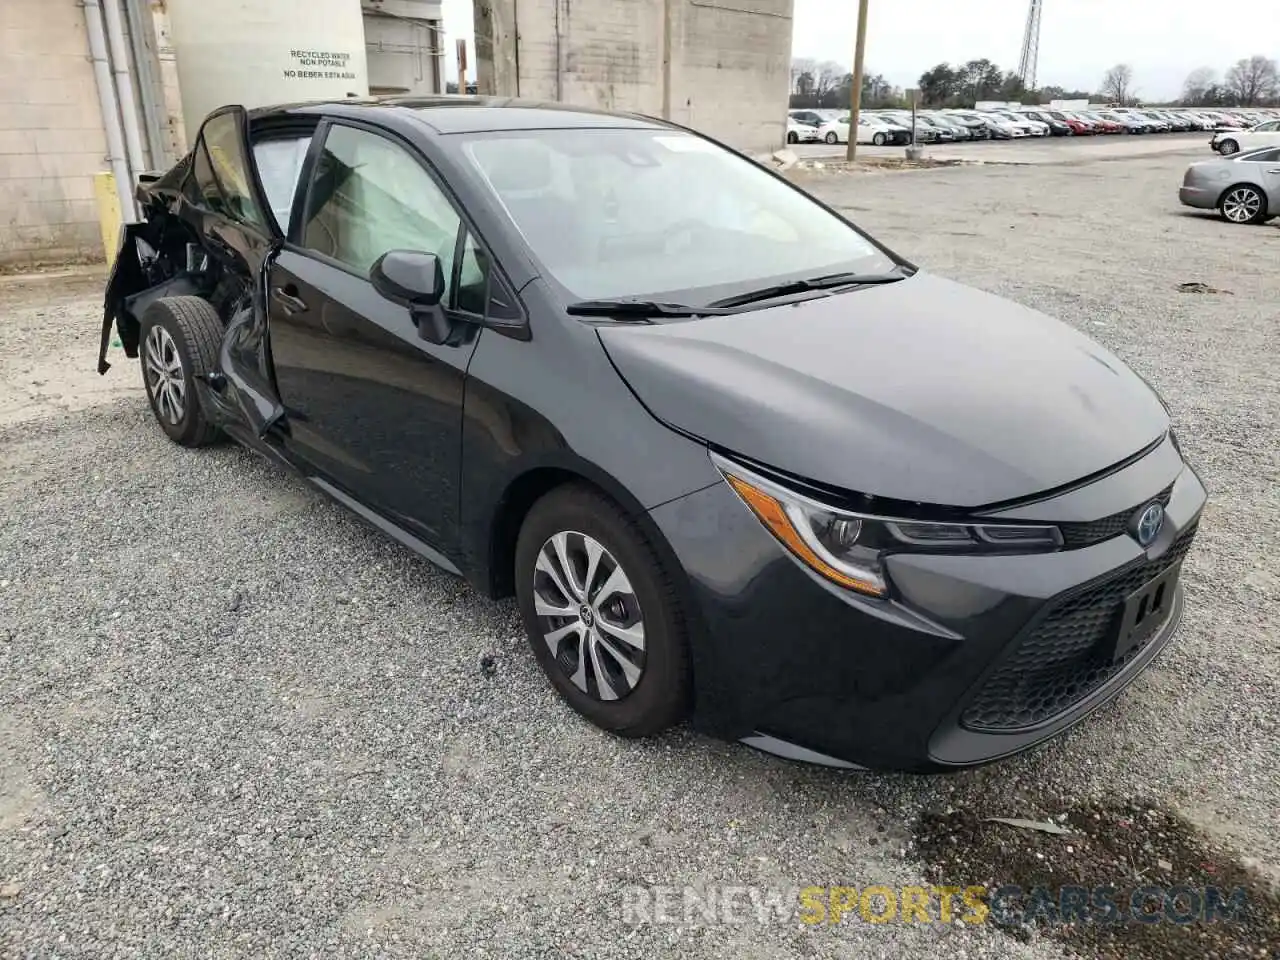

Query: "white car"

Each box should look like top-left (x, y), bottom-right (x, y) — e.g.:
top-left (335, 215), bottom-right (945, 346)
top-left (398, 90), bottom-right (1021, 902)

top-left (817, 115), bottom-right (909, 146)
top-left (786, 118), bottom-right (822, 145)
top-left (954, 111), bottom-right (1025, 138)
top-left (990, 111), bottom-right (1049, 137)
top-left (1210, 119), bottom-right (1280, 156)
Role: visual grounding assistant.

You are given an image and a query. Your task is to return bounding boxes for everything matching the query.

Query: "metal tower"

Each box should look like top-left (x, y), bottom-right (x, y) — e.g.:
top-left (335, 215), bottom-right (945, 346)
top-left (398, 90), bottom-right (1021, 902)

top-left (1018, 0), bottom-right (1043, 89)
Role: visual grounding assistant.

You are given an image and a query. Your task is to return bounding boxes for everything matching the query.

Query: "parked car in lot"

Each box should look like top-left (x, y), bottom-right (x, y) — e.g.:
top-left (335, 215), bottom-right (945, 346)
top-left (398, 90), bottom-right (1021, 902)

top-left (924, 112), bottom-right (976, 140)
top-left (816, 114), bottom-right (910, 146)
top-left (1094, 110), bottom-right (1148, 133)
top-left (986, 110), bottom-right (1048, 137)
top-left (1180, 145), bottom-right (1280, 223)
top-left (1016, 109), bottom-right (1073, 136)
top-left (786, 117), bottom-right (821, 145)
top-left (950, 110), bottom-right (1021, 139)
top-left (98, 96), bottom-right (1208, 772)
top-left (879, 111), bottom-right (942, 143)
top-left (938, 112), bottom-right (994, 139)
top-left (860, 115), bottom-right (912, 145)
top-left (1046, 110), bottom-right (1096, 135)
top-left (1210, 119), bottom-right (1280, 155)
top-left (1077, 111), bottom-right (1123, 134)
top-left (788, 109), bottom-right (827, 127)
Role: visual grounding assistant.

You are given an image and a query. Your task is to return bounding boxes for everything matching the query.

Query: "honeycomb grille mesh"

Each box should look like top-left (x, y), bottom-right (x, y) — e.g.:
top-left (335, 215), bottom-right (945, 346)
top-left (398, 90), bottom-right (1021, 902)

top-left (1058, 485), bottom-right (1175, 549)
top-left (960, 521), bottom-right (1199, 732)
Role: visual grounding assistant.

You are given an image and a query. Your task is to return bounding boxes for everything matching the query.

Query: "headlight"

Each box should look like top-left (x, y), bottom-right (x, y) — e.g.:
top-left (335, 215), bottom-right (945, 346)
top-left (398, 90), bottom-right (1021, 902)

top-left (712, 454), bottom-right (1062, 599)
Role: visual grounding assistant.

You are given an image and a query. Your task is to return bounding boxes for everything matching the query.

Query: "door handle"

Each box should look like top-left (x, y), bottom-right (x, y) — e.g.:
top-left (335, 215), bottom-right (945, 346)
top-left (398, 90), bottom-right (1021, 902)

top-left (272, 285), bottom-right (308, 314)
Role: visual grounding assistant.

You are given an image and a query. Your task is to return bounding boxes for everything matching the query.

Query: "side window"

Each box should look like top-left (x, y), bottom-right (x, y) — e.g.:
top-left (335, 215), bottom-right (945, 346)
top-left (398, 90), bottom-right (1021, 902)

top-left (301, 124), bottom-right (461, 294)
top-left (1242, 147), bottom-right (1280, 163)
top-left (196, 112), bottom-right (269, 230)
top-left (252, 134), bottom-right (313, 235)
top-left (455, 232), bottom-right (490, 315)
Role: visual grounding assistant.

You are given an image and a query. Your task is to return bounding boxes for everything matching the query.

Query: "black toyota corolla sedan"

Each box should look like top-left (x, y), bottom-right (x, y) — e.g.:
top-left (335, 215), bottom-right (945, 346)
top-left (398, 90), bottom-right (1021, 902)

top-left (99, 97), bottom-right (1207, 772)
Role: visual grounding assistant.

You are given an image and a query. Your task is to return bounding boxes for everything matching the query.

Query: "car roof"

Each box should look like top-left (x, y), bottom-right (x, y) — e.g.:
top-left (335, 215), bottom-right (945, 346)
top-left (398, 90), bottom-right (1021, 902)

top-left (249, 95), bottom-right (670, 134)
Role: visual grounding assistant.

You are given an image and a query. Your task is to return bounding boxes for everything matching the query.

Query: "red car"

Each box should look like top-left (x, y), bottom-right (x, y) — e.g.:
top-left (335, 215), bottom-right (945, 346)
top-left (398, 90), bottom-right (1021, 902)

top-left (1079, 112), bottom-right (1123, 134)
top-left (1053, 114), bottom-right (1095, 135)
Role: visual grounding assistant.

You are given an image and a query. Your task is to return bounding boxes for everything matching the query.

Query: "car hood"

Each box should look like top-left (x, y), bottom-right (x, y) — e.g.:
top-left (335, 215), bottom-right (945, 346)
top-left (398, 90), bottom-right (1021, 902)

top-left (597, 272), bottom-right (1169, 508)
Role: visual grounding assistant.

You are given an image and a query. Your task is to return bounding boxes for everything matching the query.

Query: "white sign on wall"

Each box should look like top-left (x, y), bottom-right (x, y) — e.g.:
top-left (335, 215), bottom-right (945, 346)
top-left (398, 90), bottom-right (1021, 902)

top-left (167, 0), bottom-right (370, 138)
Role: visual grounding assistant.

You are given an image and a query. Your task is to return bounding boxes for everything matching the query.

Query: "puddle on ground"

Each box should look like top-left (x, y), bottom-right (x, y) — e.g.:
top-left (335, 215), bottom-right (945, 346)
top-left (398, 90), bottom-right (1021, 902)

top-left (912, 791), bottom-right (1278, 959)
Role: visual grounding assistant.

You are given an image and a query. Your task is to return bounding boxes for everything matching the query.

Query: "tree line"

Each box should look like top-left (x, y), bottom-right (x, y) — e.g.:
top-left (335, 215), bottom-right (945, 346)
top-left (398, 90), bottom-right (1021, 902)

top-left (790, 54), bottom-right (1280, 110)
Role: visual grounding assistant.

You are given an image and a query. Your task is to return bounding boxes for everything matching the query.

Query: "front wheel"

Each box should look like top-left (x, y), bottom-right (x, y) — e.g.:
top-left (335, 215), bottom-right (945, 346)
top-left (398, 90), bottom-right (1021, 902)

top-left (138, 296), bottom-right (223, 447)
top-left (1220, 184), bottom-right (1268, 224)
top-left (515, 485), bottom-right (691, 738)
top-left (872, 132), bottom-right (886, 146)
top-left (1218, 139), bottom-right (1238, 155)
top-left (825, 131), bottom-right (839, 144)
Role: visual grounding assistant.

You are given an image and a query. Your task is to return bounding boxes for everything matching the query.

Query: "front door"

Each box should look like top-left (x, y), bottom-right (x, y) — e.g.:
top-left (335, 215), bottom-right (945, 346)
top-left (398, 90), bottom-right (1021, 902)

top-left (267, 120), bottom-right (483, 554)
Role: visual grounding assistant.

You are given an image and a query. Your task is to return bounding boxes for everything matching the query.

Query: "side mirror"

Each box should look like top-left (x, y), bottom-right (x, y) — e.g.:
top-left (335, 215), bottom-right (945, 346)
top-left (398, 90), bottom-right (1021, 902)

top-left (370, 249), bottom-right (444, 307)
top-left (370, 250), bottom-right (453, 344)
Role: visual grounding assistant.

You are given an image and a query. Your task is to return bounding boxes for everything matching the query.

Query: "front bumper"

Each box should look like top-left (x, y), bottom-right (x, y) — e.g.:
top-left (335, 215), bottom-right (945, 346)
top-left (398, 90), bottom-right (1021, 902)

top-left (650, 439), bottom-right (1207, 772)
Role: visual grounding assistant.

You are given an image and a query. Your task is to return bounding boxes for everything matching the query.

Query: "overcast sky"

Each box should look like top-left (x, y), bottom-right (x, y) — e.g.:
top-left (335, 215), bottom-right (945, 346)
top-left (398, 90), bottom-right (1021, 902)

top-left (440, 0), bottom-right (1266, 100)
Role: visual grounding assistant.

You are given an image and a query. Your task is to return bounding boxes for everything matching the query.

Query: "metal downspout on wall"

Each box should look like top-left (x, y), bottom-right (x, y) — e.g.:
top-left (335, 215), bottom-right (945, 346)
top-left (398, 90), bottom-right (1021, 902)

top-left (123, 0), bottom-right (170, 169)
top-left (100, 0), bottom-right (149, 179)
top-left (83, 0), bottom-right (138, 223)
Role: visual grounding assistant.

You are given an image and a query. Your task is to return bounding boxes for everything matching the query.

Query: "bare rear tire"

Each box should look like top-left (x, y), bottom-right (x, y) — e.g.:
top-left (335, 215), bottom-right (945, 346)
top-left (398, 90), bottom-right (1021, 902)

top-left (138, 296), bottom-right (223, 447)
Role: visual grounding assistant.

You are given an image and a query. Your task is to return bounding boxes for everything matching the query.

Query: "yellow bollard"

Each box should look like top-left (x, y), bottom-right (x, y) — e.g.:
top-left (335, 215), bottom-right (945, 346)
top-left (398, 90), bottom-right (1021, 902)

top-left (93, 171), bottom-right (124, 267)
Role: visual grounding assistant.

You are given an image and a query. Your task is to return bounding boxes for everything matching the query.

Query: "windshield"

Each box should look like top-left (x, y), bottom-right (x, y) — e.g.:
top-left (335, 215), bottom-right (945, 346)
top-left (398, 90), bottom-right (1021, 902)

top-left (457, 127), bottom-right (897, 304)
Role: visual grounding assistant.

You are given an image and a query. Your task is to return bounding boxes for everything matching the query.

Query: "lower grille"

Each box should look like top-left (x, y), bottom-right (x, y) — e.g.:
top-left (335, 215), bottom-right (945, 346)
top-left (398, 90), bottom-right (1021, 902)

top-left (960, 522), bottom-right (1199, 732)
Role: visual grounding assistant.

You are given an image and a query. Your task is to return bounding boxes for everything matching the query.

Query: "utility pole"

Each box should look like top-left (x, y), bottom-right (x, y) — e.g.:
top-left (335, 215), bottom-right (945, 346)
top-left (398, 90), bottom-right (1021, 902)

top-left (846, 0), bottom-right (870, 162)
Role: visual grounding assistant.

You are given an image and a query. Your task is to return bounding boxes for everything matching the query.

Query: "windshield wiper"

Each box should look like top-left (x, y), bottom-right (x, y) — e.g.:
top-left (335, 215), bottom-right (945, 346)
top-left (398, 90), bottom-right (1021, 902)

top-left (707, 267), bottom-right (910, 309)
top-left (565, 299), bottom-right (736, 318)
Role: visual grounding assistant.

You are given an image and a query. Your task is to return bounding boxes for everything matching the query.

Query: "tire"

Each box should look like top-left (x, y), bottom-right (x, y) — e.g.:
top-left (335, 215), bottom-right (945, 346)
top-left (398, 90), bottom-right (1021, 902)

top-left (1218, 184), bottom-right (1268, 224)
top-left (1218, 138), bottom-right (1238, 156)
top-left (825, 131), bottom-right (838, 144)
top-left (514, 484), bottom-right (691, 738)
top-left (786, 131), bottom-right (798, 144)
top-left (872, 132), bottom-right (886, 146)
top-left (138, 296), bottom-right (223, 447)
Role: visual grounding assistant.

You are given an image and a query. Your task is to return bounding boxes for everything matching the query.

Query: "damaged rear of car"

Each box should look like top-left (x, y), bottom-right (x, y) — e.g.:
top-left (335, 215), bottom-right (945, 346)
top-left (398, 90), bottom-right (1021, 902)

top-left (101, 104), bottom-right (294, 448)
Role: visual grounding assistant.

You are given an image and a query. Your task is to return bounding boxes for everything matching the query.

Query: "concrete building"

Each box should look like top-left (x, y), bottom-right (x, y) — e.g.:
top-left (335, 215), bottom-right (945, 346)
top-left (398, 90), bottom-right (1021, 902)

top-left (473, 0), bottom-right (795, 154)
top-left (1, 0), bottom-right (443, 268)
top-left (2, 0), bottom-right (789, 269)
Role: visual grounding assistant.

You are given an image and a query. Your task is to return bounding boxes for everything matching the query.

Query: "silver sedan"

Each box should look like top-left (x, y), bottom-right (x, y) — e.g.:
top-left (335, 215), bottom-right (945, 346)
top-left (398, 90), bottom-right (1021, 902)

top-left (1179, 146), bottom-right (1280, 224)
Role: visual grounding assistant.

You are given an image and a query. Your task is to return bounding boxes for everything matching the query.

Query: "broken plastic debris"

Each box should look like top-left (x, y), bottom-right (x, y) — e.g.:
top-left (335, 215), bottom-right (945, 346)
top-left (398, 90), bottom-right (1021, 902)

top-left (983, 816), bottom-right (1074, 836)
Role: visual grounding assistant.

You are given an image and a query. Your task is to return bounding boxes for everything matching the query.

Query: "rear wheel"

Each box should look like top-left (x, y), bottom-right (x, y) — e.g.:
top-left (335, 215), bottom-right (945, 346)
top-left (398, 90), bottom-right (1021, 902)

top-left (1219, 184), bottom-right (1268, 224)
top-left (1218, 138), bottom-right (1239, 155)
top-left (872, 132), bottom-right (887, 146)
top-left (138, 296), bottom-right (223, 447)
top-left (786, 131), bottom-right (798, 144)
top-left (514, 485), bottom-right (691, 738)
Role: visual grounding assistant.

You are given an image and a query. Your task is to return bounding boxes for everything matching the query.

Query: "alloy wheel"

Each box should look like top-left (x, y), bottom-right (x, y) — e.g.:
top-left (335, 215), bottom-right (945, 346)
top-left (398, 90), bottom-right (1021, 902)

top-left (144, 325), bottom-right (186, 425)
top-left (1219, 139), bottom-right (1238, 155)
top-left (533, 531), bottom-right (646, 702)
top-left (1222, 187), bottom-right (1263, 223)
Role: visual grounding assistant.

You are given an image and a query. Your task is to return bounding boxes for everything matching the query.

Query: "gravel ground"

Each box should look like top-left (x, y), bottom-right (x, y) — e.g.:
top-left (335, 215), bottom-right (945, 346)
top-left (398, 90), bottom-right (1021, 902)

top-left (2, 145), bottom-right (1277, 959)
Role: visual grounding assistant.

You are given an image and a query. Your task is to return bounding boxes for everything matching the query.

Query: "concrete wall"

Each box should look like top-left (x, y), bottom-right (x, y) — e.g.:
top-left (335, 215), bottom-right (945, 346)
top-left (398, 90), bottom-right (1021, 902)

top-left (473, 0), bottom-right (794, 154)
top-left (0, 0), bottom-right (110, 267)
top-left (165, 0), bottom-right (370, 141)
top-left (363, 0), bottom-right (443, 95)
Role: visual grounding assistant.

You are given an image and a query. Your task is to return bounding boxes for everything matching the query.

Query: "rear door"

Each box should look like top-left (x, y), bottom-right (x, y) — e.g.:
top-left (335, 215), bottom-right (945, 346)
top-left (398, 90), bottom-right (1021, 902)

top-left (265, 119), bottom-right (493, 553)
top-left (177, 105), bottom-right (288, 435)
